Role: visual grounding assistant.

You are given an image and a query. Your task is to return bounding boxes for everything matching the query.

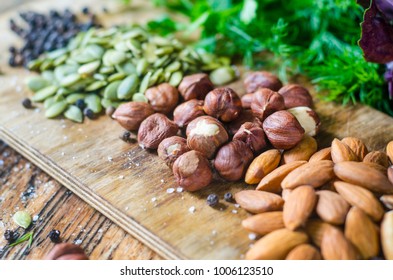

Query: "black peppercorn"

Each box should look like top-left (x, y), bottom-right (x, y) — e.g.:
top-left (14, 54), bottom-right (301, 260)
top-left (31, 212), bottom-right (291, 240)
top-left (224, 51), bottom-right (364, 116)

top-left (207, 194), bottom-right (219, 207)
top-left (75, 99), bottom-right (86, 110)
top-left (121, 131), bottom-right (131, 142)
top-left (224, 192), bottom-right (233, 202)
top-left (48, 229), bottom-right (61, 243)
top-left (22, 98), bottom-right (33, 109)
top-left (81, 7), bottom-right (90, 15)
top-left (83, 108), bottom-right (95, 119)
top-left (4, 229), bottom-right (19, 243)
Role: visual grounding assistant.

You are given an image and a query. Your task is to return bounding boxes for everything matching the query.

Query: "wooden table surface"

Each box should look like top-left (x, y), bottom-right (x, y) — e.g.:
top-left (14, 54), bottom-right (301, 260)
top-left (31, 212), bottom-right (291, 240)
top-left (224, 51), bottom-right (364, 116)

top-left (0, 0), bottom-right (160, 260)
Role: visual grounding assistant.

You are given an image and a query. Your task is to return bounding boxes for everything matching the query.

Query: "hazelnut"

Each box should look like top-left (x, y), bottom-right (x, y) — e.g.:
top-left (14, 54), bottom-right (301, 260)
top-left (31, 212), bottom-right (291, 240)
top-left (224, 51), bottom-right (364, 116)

top-left (214, 140), bottom-right (254, 181)
top-left (157, 136), bottom-right (190, 168)
top-left (251, 88), bottom-right (285, 121)
top-left (172, 150), bottom-right (213, 191)
top-left (241, 93), bottom-right (254, 109)
top-left (278, 84), bottom-right (313, 108)
top-left (186, 116), bottom-right (229, 159)
top-left (226, 110), bottom-right (256, 136)
top-left (178, 73), bottom-right (214, 101)
top-left (244, 71), bottom-right (283, 93)
top-left (173, 99), bottom-right (205, 128)
top-left (137, 113), bottom-right (179, 149)
top-left (203, 87), bottom-right (242, 122)
top-left (233, 121), bottom-right (267, 154)
top-left (287, 106), bottom-right (321, 137)
top-left (263, 110), bottom-right (305, 150)
top-left (112, 102), bottom-right (154, 131)
top-left (145, 83), bottom-right (179, 114)
top-left (44, 243), bottom-right (89, 260)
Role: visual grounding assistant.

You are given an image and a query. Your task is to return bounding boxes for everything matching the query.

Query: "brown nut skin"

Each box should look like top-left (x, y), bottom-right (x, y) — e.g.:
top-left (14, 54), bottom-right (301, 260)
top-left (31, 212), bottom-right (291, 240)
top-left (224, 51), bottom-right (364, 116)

top-left (203, 87), bottom-right (242, 122)
top-left (145, 83), bottom-right (179, 114)
top-left (157, 136), bottom-right (190, 168)
top-left (186, 116), bottom-right (229, 159)
top-left (214, 140), bottom-right (254, 181)
top-left (44, 243), bottom-right (89, 260)
top-left (241, 93), bottom-right (254, 109)
top-left (226, 109), bottom-right (256, 136)
top-left (172, 150), bottom-right (213, 191)
top-left (173, 99), bottom-right (205, 128)
top-left (233, 122), bottom-right (267, 154)
top-left (278, 84), bottom-right (313, 108)
top-left (178, 73), bottom-right (214, 101)
top-left (112, 102), bottom-right (154, 131)
top-left (251, 88), bottom-right (286, 121)
top-left (137, 113), bottom-right (179, 149)
top-left (244, 71), bottom-right (283, 93)
top-left (263, 110), bottom-right (305, 150)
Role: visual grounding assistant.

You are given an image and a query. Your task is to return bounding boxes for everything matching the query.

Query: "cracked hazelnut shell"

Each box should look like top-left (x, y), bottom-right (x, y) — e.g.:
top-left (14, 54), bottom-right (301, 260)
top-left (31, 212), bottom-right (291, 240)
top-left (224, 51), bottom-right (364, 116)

top-left (263, 110), bottom-right (305, 150)
top-left (244, 71), bottom-right (283, 93)
top-left (186, 116), bottom-right (229, 159)
top-left (137, 113), bottom-right (179, 149)
top-left (214, 140), bottom-right (254, 181)
top-left (203, 87), bottom-right (242, 122)
top-left (173, 150), bottom-right (213, 191)
top-left (158, 136), bottom-right (190, 168)
top-left (251, 88), bottom-right (285, 121)
top-left (178, 73), bottom-right (214, 101)
top-left (233, 121), bottom-right (268, 154)
top-left (173, 99), bottom-right (205, 128)
top-left (145, 83), bottom-right (179, 114)
top-left (226, 110), bottom-right (257, 136)
top-left (112, 102), bottom-right (154, 131)
top-left (278, 84), bottom-right (313, 109)
top-left (287, 106), bottom-right (321, 137)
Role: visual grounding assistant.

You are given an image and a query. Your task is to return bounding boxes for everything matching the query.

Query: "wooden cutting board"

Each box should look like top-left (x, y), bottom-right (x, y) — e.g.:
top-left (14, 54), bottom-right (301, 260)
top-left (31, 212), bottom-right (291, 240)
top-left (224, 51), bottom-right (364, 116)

top-left (1, 0), bottom-right (393, 260)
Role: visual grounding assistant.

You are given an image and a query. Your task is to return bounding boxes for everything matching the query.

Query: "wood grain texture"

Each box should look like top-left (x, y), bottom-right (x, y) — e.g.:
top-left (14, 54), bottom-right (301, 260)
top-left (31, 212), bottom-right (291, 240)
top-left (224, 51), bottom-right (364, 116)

top-left (1, 0), bottom-right (393, 260)
top-left (0, 141), bottom-right (161, 260)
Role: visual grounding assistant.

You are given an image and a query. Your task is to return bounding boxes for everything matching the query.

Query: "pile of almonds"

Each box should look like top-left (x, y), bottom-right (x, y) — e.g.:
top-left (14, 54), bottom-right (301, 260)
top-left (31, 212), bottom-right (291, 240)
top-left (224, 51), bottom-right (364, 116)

top-left (112, 71), bottom-right (321, 191)
top-left (237, 138), bottom-right (393, 260)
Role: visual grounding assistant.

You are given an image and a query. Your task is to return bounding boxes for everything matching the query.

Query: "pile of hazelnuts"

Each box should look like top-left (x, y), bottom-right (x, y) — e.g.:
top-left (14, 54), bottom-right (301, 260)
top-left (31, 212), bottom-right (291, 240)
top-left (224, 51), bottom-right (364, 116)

top-left (112, 71), bottom-right (321, 191)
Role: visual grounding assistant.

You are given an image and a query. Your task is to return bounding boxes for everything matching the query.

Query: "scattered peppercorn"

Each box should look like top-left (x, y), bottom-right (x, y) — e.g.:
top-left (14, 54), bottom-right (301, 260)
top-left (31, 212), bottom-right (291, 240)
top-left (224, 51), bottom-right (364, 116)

top-left (207, 194), bottom-right (219, 207)
top-left (81, 7), bottom-right (90, 15)
top-left (120, 131), bottom-right (131, 142)
top-left (83, 108), bottom-right (94, 119)
top-left (8, 9), bottom-right (100, 67)
top-left (75, 99), bottom-right (86, 110)
top-left (4, 229), bottom-right (19, 243)
top-left (105, 106), bottom-right (116, 117)
top-left (224, 192), bottom-right (233, 202)
top-left (48, 229), bottom-right (61, 243)
top-left (21, 98), bottom-right (33, 109)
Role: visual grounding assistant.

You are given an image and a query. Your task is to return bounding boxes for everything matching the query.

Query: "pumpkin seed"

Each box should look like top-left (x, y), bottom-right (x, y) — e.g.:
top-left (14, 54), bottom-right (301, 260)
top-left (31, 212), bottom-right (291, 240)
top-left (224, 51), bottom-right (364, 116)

top-left (169, 71), bottom-right (183, 87)
top-left (60, 73), bottom-right (81, 87)
top-left (132, 93), bottom-right (148, 103)
top-left (32, 85), bottom-right (58, 102)
top-left (116, 62), bottom-right (137, 75)
top-left (66, 93), bottom-right (86, 104)
top-left (154, 55), bottom-right (170, 68)
top-left (149, 68), bottom-right (164, 86)
top-left (53, 54), bottom-right (68, 66)
top-left (155, 46), bottom-right (174, 56)
top-left (103, 49), bottom-right (127, 66)
top-left (85, 80), bottom-right (107, 92)
top-left (45, 100), bottom-right (68, 118)
top-left (47, 48), bottom-right (68, 60)
top-left (54, 64), bottom-right (78, 82)
top-left (78, 60), bottom-right (101, 75)
top-left (209, 66), bottom-right (236, 86)
top-left (64, 105), bottom-right (83, 123)
top-left (165, 61), bottom-right (181, 73)
top-left (126, 39), bottom-right (142, 55)
top-left (104, 81), bottom-right (122, 101)
top-left (93, 73), bottom-right (107, 81)
top-left (117, 74), bottom-right (139, 99)
top-left (139, 72), bottom-right (152, 94)
top-left (101, 98), bottom-right (122, 109)
top-left (13, 211), bottom-right (32, 229)
top-left (25, 76), bottom-right (50, 92)
top-left (99, 66), bottom-right (115, 74)
top-left (40, 59), bottom-right (53, 71)
top-left (108, 72), bottom-right (126, 83)
top-left (136, 58), bottom-right (148, 76)
top-left (85, 94), bottom-right (102, 113)
top-left (44, 97), bottom-right (56, 109)
top-left (27, 58), bottom-right (43, 71)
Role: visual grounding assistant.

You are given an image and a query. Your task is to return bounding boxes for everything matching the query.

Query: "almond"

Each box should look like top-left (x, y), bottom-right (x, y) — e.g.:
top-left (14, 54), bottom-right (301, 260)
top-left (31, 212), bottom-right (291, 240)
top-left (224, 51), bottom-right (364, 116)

top-left (286, 244), bottom-right (321, 260)
top-left (334, 161), bottom-right (393, 194)
top-left (309, 147), bottom-right (331, 162)
top-left (321, 226), bottom-right (359, 260)
top-left (282, 135), bottom-right (318, 164)
top-left (234, 190), bottom-right (284, 214)
top-left (381, 211), bottom-right (393, 260)
top-left (363, 162), bottom-right (387, 174)
top-left (245, 149), bottom-right (281, 184)
top-left (331, 138), bottom-right (359, 163)
top-left (344, 207), bottom-right (379, 259)
top-left (241, 211), bottom-right (284, 235)
top-left (387, 141), bottom-right (393, 163)
top-left (334, 181), bottom-right (384, 222)
top-left (283, 186), bottom-right (317, 230)
top-left (380, 194), bottom-right (393, 210)
top-left (245, 228), bottom-right (308, 260)
top-left (282, 160), bottom-right (334, 189)
top-left (316, 190), bottom-right (350, 225)
top-left (388, 166), bottom-right (393, 185)
top-left (363, 151), bottom-right (390, 168)
top-left (256, 161), bottom-right (306, 193)
top-left (341, 137), bottom-right (368, 160)
top-left (305, 219), bottom-right (338, 247)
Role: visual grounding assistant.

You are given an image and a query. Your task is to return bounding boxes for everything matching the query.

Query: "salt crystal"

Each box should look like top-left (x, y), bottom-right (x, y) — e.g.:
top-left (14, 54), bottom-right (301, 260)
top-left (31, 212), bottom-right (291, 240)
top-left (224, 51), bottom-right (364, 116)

top-left (234, 204), bottom-right (240, 208)
top-left (32, 215), bottom-right (39, 222)
top-left (188, 206), bottom-right (196, 213)
top-left (63, 136), bottom-right (68, 140)
top-left (61, 152), bottom-right (65, 156)
top-left (232, 209), bottom-right (238, 214)
top-left (151, 197), bottom-right (157, 202)
top-left (0, 160), bottom-right (4, 166)
top-left (107, 156), bottom-right (113, 162)
top-left (210, 240), bottom-right (215, 245)
top-left (74, 239), bottom-right (82, 245)
top-left (119, 175), bottom-right (125, 179)
top-left (248, 233), bottom-right (257, 240)
top-left (160, 179), bottom-right (165, 183)
top-left (212, 230), bottom-right (217, 236)
top-left (176, 187), bottom-right (184, 193)
top-left (125, 206), bottom-right (129, 211)
top-left (166, 188), bottom-right (175, 194)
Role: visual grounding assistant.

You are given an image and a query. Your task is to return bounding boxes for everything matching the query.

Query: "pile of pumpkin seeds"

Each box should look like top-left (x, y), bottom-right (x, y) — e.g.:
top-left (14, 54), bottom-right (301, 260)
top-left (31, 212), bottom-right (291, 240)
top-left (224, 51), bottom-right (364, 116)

top-left (25, 24), bottom-right (235, 122)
